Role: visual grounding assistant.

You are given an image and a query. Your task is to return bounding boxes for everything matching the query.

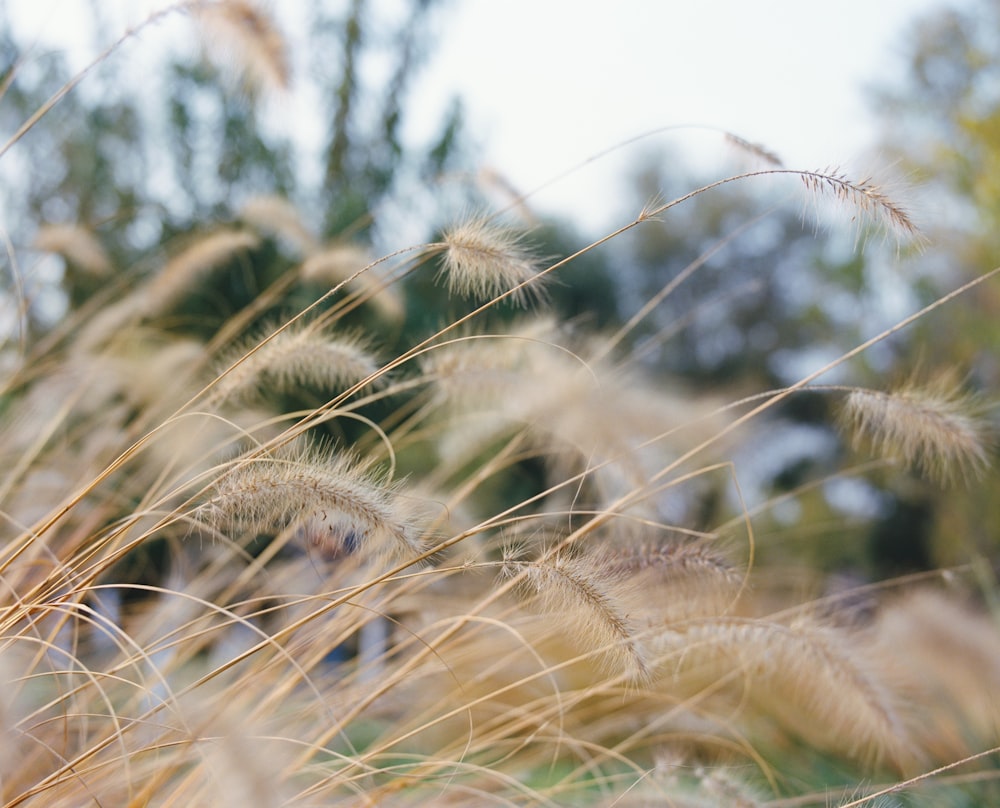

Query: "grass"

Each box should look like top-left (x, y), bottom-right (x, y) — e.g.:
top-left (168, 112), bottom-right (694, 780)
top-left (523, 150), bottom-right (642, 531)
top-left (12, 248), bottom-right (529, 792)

top-left (3, 3), bottom-right (1000, 806)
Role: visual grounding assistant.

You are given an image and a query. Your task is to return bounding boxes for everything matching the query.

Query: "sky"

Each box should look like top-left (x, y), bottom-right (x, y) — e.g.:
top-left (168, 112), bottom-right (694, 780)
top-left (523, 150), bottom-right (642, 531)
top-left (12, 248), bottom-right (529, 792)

top-left (412, 0), bottom-right (959, 231)
top-left (9, 0), bottom-right (962, 234)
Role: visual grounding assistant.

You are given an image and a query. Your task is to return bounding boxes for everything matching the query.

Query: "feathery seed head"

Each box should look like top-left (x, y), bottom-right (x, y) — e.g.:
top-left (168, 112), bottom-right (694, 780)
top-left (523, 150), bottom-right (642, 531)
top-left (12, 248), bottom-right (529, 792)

top-left (144, 229), bottom-right (260, 314)
top-left (841, 380), bottom-right (990, 484)
top-left (195, 1), bottom-right (290, 97)
top-left (724, 133), bottom-right (783, 167)
top-left (197, 445), bottom-right (423, 559)
top-left (33, 223), bottom-right (110, 276)
top-left (438, 218), bottom-right (548, 306)
top-left (209, 323), bottom-right (382, 405)
top-left (598, 540), bottom-right (743, 624)
top-left (656, 618), bottom-right (916, 768)
top-left (239, 195), bottom-right (318, 254)
top-left (505, 553), bottom-right (651, 681)
top-left (799, 168), bottom-right (919, 241)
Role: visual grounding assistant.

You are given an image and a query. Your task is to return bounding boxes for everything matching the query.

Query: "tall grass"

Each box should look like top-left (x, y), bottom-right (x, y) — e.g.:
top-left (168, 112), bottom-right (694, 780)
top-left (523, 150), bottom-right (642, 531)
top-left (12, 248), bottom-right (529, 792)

top-left (3, 3), bottom-right (1000, 806)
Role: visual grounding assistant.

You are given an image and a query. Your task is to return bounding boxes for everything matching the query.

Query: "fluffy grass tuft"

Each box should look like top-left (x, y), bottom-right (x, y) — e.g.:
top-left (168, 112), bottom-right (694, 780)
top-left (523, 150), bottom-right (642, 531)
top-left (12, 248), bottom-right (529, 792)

top-left (437, 217), bottom-right (548, 306)
top-left (143, 228), bottom-right (261, 315)
top-left (195, 0), bottom-right (291, 96)
top-left (208, 322), bottom-right (383, 405)
top-left (196, 444), bottom-right (424, 559)
top-left (502, 551), bottom-right (652, 681)
top-left (841, 379), bottom-right (990, 483)
top-left (33, 223), bottom-right (111, 276)
top-left (799, 167), bottom-right (918, 239)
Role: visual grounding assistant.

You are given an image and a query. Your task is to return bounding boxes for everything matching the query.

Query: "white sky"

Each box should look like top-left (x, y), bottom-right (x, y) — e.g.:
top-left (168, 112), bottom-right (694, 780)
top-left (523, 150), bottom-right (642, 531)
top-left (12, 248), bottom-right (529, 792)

top-left (9, 0), bottom-right (962, 233)
top-left (414, 0), bottom-right (959, 230)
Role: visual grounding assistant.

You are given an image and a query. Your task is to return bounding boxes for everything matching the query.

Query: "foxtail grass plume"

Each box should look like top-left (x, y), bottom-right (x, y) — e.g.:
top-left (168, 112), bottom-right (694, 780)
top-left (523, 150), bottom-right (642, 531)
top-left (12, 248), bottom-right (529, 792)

top-left (194, 1), bottom-right (291, 97)
top-left (841, 380), bottom-right (990, 484)
top-left (870, 588), bottom-right (1000, 763)
top-left (723, 133), bottom-right (783, 167)
top-left (208, 323), bottom-right (382, 405)
top-left (438, 218), bottom-right (547, 306)
top-left (33, 223), bottom-right (110, 276)
top-left (800, 168), bottom-right (918, 240)
top-left (143, 229), bottom-right (260, 315)
top-left (239, 195), bottom-right (318, 255)
top-left (657, 617), bottom-right (914, 769)
top-left (503, 552), bottom-right (651, 681)
top-left (197, 446), bottom-right (422, 559)
top-left (598, 540), bottom-right (742, 622)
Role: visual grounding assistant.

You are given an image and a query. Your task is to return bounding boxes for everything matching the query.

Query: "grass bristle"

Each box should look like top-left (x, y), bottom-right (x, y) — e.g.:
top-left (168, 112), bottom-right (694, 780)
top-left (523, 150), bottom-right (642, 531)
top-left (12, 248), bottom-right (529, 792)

top-left (799, 168), bottom-right (918, 239)
top-left (196, 445), bottom-right (422, 559)
top-left (209, 323), bottom-right (382, 405)
top-left (503, 552), bottom-right (652, 681)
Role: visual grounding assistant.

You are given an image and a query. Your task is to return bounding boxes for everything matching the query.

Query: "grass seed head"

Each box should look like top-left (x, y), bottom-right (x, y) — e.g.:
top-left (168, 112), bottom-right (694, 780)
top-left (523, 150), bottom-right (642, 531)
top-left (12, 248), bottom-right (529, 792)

top-left (799, 168), bottom-right (919, 242)
top-left (33, 223), bottom-right (110, 276)
top-left (438, 218), bottom-right (548, 306)
top-left (197, 445), bottom-right (423, 560)
top-left (841, 379), bottom-right (991, 484)
top-left (209, 324), bottom-right (382, 406)
top-left (144, 229), bottom-right (260, 315)
top-left (195, 0), bottom-right (291, 97)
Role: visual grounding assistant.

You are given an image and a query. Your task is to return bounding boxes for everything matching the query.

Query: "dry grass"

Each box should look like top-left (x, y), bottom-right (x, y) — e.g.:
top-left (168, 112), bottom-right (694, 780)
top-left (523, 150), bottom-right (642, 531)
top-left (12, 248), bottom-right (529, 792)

top-left (436, 218), bottom-right (549, 306)
top-left (32, 224), bottom-right (111, 277)
top-left (2, 4), bottom-right (1000, 807)
top-left (841, 378), bottom-right (990, 483)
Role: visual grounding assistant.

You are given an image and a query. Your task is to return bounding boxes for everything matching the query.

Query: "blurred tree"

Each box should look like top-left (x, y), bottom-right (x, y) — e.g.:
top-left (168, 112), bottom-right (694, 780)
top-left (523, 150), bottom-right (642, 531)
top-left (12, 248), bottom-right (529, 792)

top-left (615, 152), bottom-right (870, 389)
top-left (868, 0), bottom-right (1000, 384)
top-left (0, 0), bottom-right (469, 333)
top-left (606, 151), bottom-right (892, 573)
top-left (606, 126), bottom-right (998, 577)
top-left (867, 0), bottom-right (1000, 569)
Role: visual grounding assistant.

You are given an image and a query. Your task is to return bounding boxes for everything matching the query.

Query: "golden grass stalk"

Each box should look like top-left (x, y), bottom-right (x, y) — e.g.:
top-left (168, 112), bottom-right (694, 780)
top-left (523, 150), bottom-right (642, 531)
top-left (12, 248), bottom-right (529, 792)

top-left (7, 18), bottom-right (998, 800)
top-left (299, 244), bottom-right (406, 322)
top-left (299, 244), bottom-right (374, 285)
top-left (841, 380), bottom-right (990, 483)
